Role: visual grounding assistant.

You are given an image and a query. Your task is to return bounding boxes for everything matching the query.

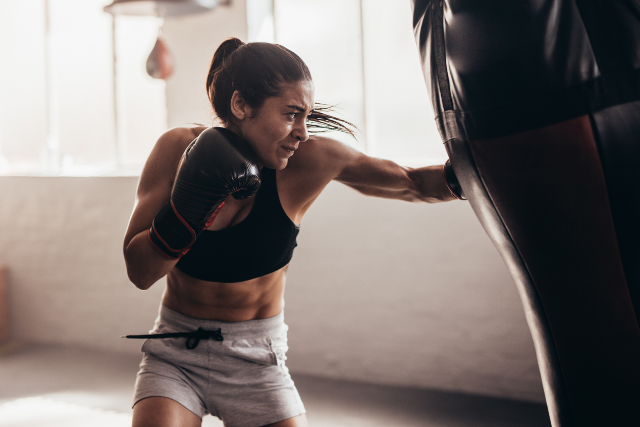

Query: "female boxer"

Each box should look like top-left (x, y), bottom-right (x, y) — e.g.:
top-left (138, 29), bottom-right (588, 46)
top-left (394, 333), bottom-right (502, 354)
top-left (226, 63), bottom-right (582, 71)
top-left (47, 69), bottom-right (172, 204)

top-left (123, 37), bottom-right (460, 427)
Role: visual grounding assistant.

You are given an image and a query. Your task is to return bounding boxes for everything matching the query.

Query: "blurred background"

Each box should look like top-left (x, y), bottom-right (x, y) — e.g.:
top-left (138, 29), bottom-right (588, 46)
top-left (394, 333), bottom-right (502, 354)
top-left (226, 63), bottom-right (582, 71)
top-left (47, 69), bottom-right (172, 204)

top-left (0, 0), bottom-right (549, 425)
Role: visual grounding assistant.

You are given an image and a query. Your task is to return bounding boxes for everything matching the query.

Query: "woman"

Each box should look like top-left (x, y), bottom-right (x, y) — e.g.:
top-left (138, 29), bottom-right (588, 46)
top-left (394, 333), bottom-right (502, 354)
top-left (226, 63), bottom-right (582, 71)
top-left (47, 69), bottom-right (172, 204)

top-left (123, 37), bottom-right (459, 427)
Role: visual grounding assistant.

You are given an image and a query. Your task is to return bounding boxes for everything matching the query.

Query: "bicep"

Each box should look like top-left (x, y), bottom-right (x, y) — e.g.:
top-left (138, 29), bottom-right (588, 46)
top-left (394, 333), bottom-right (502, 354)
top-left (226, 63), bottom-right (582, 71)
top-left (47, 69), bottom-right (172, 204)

top-left (123, 188), bottom-right (170, 250)
top-left (283, 136), bottom-right (415, 211)
top-left (333, 146), bottom-right (413, 193)
top-left (123, 129), bottom-right (189, 249)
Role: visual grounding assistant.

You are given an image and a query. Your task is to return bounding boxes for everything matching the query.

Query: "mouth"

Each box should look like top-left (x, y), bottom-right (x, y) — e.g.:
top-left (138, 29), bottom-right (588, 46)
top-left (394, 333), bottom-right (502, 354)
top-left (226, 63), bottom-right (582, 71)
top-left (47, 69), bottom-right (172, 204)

top-left (280, 145), bottom-right (298, 157)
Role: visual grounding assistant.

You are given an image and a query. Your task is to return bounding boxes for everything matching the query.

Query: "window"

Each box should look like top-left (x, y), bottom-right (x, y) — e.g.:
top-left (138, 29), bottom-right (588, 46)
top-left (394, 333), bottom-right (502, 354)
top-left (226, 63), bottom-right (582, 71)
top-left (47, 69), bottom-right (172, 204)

top-left (0, 0), bottom-right (166, 176)
top-left (267, 0), bottom-right (447, 165)
top-left (2, 0), bottom-right (447, 175)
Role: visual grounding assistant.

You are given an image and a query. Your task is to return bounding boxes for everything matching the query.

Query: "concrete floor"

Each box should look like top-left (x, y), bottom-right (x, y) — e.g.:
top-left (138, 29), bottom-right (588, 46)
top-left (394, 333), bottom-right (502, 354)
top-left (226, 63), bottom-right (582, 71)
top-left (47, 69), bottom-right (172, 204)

top-left (0, 342), bottom-right (551, 427)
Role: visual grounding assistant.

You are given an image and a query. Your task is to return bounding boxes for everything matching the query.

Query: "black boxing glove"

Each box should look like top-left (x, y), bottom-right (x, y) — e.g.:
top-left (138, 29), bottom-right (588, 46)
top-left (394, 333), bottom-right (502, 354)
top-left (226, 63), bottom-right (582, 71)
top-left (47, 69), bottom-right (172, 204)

top-left (148, 127), bottom-right (261, 259)
top-left (443, 159), bottom-right (466, 200)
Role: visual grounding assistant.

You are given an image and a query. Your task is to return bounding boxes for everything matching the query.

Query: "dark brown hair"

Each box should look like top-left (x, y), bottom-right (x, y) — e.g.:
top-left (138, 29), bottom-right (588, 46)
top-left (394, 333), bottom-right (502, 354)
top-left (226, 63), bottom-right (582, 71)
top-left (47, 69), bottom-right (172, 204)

top-left (206, 38), bottom-right (356, 137)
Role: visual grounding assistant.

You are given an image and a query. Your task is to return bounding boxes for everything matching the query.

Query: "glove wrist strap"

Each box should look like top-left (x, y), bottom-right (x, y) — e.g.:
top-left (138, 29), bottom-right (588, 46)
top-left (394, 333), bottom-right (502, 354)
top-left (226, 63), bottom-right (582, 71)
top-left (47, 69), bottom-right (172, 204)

top-left (148, 201), bottom-right (198, 260)
top-left (443, 159), bottom-right (467, 200)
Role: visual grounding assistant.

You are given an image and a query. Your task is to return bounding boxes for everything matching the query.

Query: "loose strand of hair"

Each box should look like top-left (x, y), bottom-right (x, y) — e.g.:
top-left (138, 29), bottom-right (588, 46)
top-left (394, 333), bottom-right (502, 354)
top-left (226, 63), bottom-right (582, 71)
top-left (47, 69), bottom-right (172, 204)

top-left (307, 103), bottom-right (358, 138)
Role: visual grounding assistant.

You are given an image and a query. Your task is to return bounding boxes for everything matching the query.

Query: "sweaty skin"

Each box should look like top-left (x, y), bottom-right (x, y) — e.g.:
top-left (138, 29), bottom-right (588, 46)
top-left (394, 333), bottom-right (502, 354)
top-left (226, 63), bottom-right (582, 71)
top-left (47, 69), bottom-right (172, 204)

top-left (123, 82), bottom-right (455, 323)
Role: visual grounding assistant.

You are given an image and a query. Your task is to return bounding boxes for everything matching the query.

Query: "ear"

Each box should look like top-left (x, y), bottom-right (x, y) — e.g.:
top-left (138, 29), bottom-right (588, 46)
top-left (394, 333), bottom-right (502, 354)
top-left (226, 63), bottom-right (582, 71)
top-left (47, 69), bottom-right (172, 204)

top-left (230, 90), bottom-right (251, 121)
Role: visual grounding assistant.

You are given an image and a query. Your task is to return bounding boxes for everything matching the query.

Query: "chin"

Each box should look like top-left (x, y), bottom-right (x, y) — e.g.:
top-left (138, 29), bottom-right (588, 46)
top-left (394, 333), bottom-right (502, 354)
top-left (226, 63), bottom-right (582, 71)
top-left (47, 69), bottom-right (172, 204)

top-left (274, 159), bottom-right (289, 170)
top-left (263, 157), bottom-right (288, 170)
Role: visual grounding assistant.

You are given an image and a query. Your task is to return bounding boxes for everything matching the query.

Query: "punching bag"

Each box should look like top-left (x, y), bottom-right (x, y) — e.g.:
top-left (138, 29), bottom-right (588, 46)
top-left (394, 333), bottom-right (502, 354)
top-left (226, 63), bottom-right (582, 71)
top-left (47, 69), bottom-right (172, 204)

top-left (411, 1), bottom-right (640, 426)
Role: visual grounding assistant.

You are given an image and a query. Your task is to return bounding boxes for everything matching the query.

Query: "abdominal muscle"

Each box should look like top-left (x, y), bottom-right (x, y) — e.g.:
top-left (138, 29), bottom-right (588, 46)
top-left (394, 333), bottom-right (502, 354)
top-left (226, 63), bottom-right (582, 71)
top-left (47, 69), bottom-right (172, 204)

top-left (161, 264), bottom-right (288, 322)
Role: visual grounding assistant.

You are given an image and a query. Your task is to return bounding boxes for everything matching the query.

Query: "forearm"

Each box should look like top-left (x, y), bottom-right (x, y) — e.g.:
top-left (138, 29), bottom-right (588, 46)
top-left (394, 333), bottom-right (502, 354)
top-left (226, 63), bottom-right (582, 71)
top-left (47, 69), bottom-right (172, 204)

top-left (344, 182), bottom-right (419, 201)
top-left (332, 143), bottom-right (460, 202)
top-left (340, 163), bottom-right (456, 202)
top-left (407, 165), bottom-right (458, 203)
top-left (124, 231), bottom-right (179, 290)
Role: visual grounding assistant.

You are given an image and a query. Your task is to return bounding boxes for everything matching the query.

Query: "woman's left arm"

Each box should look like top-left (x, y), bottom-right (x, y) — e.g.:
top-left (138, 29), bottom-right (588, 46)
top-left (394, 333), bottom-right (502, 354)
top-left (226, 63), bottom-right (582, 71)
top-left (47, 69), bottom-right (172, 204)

top-left (328, 138), bottom-right (458, 203)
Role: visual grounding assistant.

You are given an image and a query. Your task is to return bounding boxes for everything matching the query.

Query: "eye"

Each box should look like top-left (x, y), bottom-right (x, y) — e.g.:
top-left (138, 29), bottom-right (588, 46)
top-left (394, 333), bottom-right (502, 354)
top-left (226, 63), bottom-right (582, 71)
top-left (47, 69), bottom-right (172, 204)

top-left (286, 112), bottom-right (298, 120)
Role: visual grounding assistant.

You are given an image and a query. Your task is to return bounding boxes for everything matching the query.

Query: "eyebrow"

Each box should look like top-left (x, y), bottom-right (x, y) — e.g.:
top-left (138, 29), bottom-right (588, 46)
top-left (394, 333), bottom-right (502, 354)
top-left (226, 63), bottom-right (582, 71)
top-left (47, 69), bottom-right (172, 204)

top-left (286, 104), bottom-right (308, 113)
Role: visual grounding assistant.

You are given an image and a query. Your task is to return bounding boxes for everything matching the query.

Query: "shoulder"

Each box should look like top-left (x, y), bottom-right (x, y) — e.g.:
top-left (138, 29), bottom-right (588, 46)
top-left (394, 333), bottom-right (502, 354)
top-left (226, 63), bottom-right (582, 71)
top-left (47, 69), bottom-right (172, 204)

top-left (156, 126), bottom-right (207, 154)
top-left (287, 134), bottom-right (361, 176)
top-left (277, 134), bottom-right (362, 201)
top-left (137, 126), bottom-right (208, 194)
top-left (298, 134), bottom-right (356, 156)
top-left (150, 126), bottom-right (210, 166)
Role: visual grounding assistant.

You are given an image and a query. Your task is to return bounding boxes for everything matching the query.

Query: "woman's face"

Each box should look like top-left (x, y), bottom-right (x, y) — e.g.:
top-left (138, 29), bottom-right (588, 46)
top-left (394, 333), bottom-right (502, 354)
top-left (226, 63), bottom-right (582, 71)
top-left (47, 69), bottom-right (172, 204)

top-left (235, 80), bottom-right (315, 170)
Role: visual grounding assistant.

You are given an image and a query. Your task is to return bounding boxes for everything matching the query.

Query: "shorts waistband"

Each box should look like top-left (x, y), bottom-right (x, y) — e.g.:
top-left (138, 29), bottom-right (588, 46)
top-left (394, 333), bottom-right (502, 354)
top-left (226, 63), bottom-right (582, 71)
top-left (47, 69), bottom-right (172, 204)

top-left (157, 305), bottom-right (286, 339)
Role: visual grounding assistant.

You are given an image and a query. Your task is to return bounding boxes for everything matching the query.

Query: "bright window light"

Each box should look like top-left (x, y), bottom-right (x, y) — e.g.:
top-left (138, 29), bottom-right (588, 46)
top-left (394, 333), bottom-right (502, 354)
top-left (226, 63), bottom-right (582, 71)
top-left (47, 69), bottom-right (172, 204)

top-left (0, 0), bottom-right (167, 176)
top-left (0, 1), bottom-right (48, 174)
top-left (275, 0), bottom-right (365, 150)
top-left (270, 0), bottom-right (447, 166)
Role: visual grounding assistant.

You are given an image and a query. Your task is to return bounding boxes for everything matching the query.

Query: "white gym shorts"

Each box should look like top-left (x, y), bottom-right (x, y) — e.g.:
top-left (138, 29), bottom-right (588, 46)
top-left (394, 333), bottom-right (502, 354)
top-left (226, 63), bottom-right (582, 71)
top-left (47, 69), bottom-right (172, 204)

top-left (132, 305), bottom-right (305, 427)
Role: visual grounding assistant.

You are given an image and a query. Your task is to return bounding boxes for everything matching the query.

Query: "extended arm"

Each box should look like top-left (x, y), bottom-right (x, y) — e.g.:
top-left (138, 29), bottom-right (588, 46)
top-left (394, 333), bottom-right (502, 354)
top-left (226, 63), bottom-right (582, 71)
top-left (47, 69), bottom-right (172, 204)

top-left (327, 138), bottom-right (458, 203)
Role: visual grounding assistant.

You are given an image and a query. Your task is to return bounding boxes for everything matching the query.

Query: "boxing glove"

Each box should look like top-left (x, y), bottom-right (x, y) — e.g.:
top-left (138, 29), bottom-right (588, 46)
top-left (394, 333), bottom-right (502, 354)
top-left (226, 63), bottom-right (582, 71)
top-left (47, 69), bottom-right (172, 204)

top-left (443, 159), bottom-right (466, 200)
top-left (149, 127), bottom-right (261, 259)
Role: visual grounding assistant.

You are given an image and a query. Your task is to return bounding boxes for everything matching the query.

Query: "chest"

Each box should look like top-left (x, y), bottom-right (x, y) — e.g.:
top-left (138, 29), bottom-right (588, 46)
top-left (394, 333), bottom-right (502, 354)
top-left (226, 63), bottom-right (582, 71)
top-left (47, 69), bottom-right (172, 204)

top-left (175, 167), bottom-right (300, 283)
top-left (206, 168), bottom-right (303, 231)
top-left (207, 195), bottom-right (256, 231)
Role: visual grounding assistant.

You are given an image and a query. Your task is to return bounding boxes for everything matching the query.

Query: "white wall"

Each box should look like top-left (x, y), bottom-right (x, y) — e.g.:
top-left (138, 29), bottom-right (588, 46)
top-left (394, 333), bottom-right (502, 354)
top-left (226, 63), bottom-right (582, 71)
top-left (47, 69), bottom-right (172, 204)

top-left (286, 185), bottom-right (543, 401)
top-left (0, 0), bottom-right (545, 403)
top-left (0, 177), bottom-right (163, 346)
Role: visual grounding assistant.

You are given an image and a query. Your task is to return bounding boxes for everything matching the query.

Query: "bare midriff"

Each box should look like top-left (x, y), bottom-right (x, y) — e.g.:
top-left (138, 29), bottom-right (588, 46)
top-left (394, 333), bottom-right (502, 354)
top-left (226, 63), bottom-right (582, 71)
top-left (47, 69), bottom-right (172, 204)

top-left (162, 266), bottom-right (288, 322)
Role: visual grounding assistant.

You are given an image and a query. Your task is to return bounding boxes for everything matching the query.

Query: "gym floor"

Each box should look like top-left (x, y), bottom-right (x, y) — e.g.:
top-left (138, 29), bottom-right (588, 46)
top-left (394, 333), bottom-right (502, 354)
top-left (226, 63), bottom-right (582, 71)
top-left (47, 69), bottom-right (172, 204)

top-left (0, 342), bottom-right (551, 427)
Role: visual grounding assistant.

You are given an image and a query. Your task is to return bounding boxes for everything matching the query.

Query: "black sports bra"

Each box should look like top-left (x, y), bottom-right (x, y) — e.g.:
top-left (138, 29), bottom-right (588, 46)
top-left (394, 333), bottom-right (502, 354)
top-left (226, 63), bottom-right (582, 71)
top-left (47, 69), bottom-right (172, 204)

top-left (175, 167), bottom-right (300, 283)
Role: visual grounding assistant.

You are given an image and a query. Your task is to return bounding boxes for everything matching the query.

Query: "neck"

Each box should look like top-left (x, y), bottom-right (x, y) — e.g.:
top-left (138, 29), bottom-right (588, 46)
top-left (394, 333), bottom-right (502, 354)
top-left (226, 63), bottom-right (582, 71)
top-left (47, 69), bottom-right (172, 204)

top-left (220, 123), bottom-right (264, 169)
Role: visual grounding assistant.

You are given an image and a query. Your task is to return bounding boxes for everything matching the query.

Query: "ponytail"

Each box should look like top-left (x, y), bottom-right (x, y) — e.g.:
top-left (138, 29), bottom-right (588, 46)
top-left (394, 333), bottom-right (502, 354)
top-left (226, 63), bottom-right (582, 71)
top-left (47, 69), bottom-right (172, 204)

top-left (207, 37), bottom-right (245, 124)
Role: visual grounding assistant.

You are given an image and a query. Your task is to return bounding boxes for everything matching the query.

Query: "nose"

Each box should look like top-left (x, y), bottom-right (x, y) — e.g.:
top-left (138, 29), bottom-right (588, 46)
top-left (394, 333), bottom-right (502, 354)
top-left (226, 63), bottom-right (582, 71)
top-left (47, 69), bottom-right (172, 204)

top-left (292, 120), bottom-right (309, 143)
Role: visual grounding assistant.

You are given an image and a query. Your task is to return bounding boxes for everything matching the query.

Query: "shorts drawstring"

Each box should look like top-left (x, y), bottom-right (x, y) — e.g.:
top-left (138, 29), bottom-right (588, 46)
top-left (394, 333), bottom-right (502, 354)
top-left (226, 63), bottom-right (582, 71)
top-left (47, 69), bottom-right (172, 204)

top-left (124, 327), bottom-right (223, 349)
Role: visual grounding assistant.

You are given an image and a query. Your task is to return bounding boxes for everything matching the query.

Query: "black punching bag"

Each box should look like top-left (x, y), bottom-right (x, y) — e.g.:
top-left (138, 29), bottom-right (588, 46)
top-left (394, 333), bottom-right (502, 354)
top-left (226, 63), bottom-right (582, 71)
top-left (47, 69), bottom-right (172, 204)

top-left (411, 1), bottom-right (640, 426)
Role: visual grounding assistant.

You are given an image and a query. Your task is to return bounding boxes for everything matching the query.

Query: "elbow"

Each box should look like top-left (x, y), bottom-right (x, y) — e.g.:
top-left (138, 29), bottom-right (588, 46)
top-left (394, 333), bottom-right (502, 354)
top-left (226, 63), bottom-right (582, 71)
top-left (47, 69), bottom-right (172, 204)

top-left (128, 271), bottom-right (155, 291)
top-left (125, 263), bottom-right (154, 290)
top-left (123, 250), bottom-right (157, 291)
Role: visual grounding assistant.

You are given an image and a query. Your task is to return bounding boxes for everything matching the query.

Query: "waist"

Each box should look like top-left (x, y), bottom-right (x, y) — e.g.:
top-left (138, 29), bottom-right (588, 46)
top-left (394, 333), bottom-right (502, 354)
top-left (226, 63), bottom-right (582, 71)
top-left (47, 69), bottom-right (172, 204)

top-left (163, 266), bottom-right (287, 322)
top-left (153, 304), bottom-right (287, 339)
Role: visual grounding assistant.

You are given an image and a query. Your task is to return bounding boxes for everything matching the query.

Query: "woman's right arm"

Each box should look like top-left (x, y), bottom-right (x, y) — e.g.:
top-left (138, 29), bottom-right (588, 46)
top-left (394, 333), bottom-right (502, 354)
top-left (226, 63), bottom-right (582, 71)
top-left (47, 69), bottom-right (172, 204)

top-left (123, 128), bottom-right (195, 290)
